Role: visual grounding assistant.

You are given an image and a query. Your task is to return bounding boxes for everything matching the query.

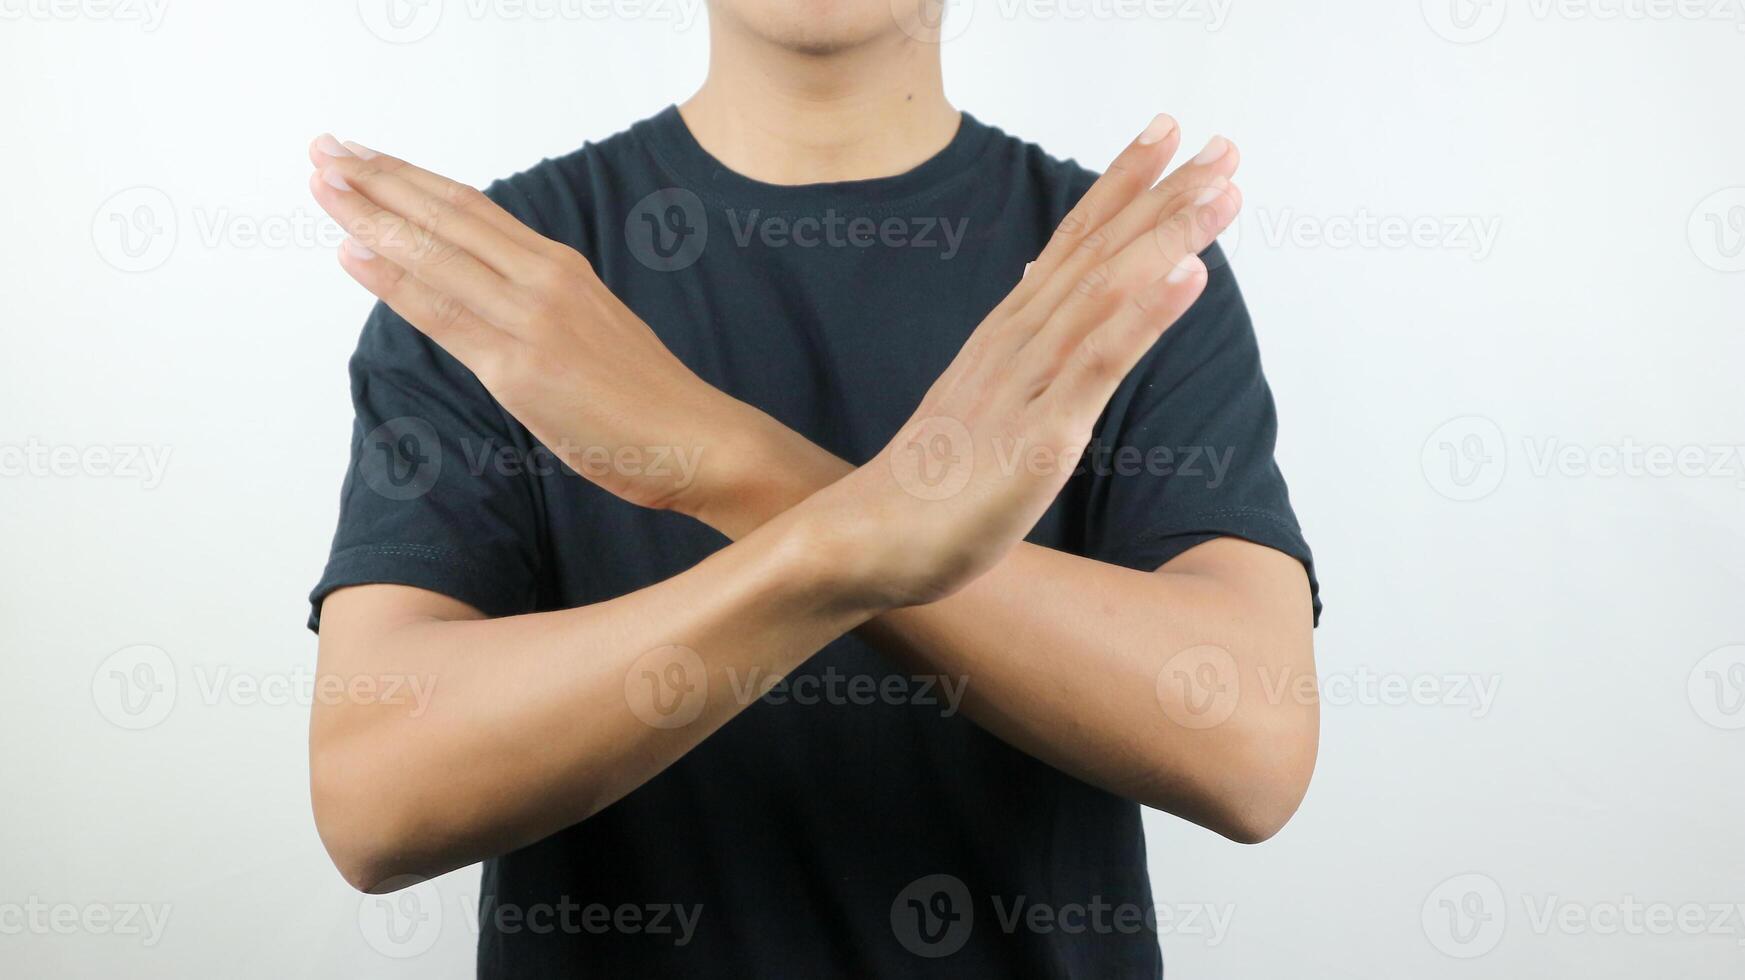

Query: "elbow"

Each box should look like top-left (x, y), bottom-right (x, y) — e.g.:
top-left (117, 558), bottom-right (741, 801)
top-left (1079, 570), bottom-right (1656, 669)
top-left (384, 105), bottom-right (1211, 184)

top-left (1140, 697), bottom-right (1319, 846)
top-left (310, 741), bottom-right (421, 894)
top-left (1215, 713), bottom-right (1318, 845)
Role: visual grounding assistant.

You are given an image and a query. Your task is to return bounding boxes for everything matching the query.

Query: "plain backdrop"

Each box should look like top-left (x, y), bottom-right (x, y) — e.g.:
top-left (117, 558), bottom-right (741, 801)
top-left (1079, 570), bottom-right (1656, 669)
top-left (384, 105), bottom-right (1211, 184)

top-left (3, 0), bottom-right (1742, 976)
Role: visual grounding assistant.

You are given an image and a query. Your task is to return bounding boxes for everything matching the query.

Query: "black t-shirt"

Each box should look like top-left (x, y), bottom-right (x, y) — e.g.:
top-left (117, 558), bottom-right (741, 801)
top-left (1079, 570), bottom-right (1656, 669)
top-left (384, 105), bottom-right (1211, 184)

top-left (310, 106), bottom-right (1320, 979)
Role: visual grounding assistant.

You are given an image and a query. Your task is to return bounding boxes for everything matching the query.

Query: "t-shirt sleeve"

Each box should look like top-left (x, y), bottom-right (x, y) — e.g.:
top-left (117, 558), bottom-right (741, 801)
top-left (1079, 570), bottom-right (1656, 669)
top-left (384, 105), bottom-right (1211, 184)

top-left (1079, 242), bottom-right (1322, 624)
top-left (306, 300), bottom-right (545, 632)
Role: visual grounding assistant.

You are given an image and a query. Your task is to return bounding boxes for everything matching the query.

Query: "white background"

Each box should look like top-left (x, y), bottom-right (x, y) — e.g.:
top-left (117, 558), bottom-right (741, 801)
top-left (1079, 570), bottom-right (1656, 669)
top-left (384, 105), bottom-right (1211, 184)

top-left (3, 0), bottom-right (1743, 976)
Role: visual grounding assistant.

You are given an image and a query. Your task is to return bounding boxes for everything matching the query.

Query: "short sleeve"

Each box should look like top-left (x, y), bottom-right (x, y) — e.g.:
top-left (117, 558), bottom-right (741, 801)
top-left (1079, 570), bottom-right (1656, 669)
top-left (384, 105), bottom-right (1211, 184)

top-left (1080, 243), bottom-right (1322, 624)
top-left (306, 301), bottom-right (545, 631)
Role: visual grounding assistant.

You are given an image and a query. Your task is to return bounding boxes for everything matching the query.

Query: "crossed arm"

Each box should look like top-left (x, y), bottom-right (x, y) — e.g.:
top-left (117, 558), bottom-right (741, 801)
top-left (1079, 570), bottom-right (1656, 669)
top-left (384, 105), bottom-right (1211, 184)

top-left (306, 119), bottom-right (1318, 894)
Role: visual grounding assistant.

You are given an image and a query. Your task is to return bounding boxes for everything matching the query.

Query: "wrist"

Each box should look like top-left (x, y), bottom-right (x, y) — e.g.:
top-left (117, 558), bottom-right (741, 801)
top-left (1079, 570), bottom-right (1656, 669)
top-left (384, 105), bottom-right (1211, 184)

top-left (758, 493), bottom-right (899, 622)
top-left (679, 402), bottom-right (852, 539)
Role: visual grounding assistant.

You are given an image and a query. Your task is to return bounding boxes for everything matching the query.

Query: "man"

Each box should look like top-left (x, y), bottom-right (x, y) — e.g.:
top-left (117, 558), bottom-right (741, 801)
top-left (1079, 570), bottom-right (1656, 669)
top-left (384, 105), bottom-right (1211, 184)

top-left (305, 0), bottom-right (1322, 974)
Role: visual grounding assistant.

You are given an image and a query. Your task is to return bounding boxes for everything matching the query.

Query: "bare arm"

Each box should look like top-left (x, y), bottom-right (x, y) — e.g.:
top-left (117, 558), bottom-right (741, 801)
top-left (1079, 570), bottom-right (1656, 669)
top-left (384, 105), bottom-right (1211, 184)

top-left (702, 435), bottom-right (1319, 845)
top-left (306, 116), bottom-right (1285, 896)
top-left (310, 509), bottom-right (873, 892)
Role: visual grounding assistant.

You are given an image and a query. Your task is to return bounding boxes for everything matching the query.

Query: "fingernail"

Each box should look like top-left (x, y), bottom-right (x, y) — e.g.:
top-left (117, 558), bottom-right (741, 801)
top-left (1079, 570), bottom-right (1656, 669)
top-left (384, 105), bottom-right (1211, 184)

top-left (1136, 113), bottom-right (1177, 146)
top-left (321, 168), bottom-right (352, 192)
top-left (342, 238), bottom-right (376, 260)
top-left (342, 140), bottom-right (380, 160)
top-left (1022, 261), bottom-right (1033, 279)
top-left (1165, 254), bottom-right (1203, 285)
top-left (1193, 184), bottom-right (1225, 207)
top-left (1192, 136), bottom-right (1228, 166)
top-left (314, 133), bottom-right (351, 158)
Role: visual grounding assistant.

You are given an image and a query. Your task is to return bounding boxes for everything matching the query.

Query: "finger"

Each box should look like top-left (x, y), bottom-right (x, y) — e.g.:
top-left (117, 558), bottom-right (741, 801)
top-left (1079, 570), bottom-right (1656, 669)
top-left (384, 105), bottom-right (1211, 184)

top-left (1033, 176), bottom-right (1242, 359)
top-left (1013, 135), bottom-right (1239, 329)
top-left (1006, 114), bottom-right (1181, 304)
top-left (319, 154), bottom-right (547, 283)
top-left (309, 169), bottom-right (528, 328)
top-left (1039, 252), bottom-right (1209, 429)
top-left (1020, 179), bottom-right (1241, 377)
top-left (310, 134), bottom-right (552, 254)
top-left (336, 237), bottom-right (512, 368)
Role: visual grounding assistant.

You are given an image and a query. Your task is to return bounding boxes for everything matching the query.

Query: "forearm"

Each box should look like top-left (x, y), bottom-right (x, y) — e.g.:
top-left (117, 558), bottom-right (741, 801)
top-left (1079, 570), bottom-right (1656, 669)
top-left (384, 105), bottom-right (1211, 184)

top-left (310, 507), bottom-right (876, 891)
top-left (696, 424), bottom-right (1317, 840)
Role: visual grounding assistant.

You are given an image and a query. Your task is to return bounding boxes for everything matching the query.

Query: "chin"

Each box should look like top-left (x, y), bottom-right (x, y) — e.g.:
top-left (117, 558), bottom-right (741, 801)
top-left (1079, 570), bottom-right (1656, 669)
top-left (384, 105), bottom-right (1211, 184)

top-left (714, 0), bottom-right (915, 55)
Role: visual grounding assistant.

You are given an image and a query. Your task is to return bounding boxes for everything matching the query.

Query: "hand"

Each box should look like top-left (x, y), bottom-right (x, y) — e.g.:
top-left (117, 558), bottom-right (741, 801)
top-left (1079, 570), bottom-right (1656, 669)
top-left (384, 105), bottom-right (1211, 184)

top-left (306, 135), bottom-right (761, 515)
top-left (798, 114), bottom-right (1243, 609)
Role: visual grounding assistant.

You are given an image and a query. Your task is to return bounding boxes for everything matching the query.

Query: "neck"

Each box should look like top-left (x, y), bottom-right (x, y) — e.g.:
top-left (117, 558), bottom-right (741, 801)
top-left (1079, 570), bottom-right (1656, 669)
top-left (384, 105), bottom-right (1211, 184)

top-left (679, 26), bottom-right (959, 186)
